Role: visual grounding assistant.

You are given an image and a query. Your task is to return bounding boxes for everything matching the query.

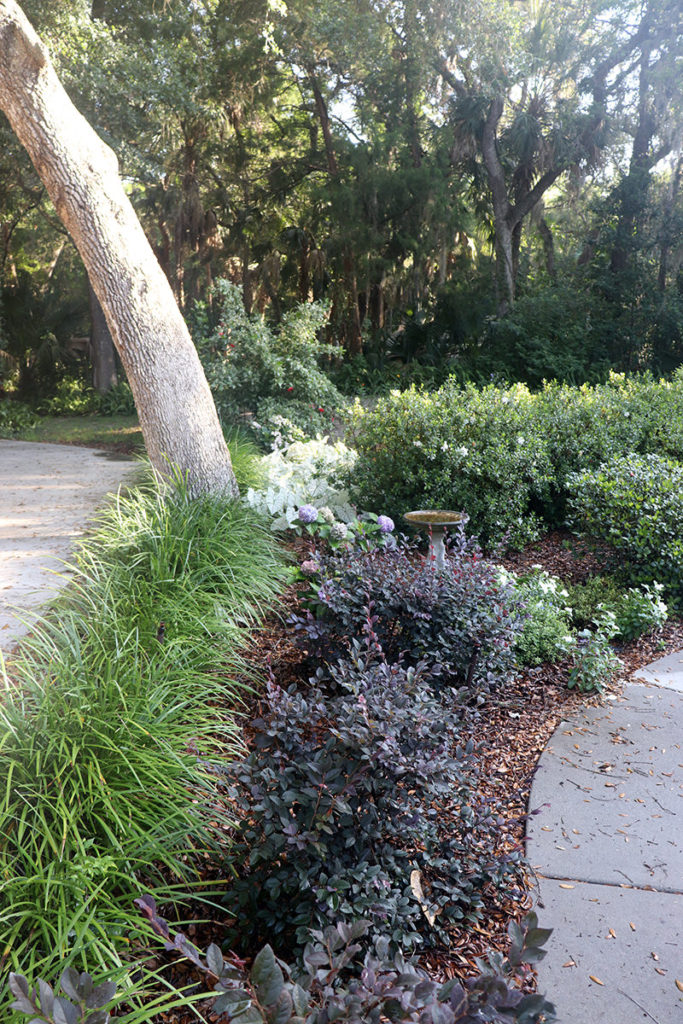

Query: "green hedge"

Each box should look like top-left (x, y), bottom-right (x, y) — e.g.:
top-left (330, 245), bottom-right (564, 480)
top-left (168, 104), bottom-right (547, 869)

top-left (567, 453), bottom-right (683, 601)
top-left (348, 371), bottom-right (683, 547)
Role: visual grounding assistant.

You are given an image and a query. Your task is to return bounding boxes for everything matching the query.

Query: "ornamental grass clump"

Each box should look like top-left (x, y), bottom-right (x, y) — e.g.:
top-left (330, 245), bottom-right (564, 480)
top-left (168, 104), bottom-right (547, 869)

top-left (222, 636), bottom-right (522, 955)
top-left (0, 474), bottom-right (287, 986)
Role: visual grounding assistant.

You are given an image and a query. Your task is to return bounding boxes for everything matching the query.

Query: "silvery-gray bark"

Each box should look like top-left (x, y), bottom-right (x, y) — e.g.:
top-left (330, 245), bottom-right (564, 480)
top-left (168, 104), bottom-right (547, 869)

top-left (0, 0), bottom-right (238, 497)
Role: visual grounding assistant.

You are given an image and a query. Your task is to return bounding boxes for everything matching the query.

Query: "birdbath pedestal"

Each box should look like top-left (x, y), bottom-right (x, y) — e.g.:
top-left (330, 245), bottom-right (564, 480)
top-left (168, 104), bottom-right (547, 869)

top-left (403, 510), bottom-right (466, 571)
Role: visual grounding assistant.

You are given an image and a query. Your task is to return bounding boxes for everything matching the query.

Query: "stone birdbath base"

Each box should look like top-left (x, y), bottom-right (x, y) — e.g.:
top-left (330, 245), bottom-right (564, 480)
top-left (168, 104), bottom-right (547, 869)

top-left (403, 510), bottom-right (466, 570)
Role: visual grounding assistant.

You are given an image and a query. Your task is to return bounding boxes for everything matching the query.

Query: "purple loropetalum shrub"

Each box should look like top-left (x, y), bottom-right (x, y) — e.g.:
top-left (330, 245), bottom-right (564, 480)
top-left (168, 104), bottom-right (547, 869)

top-left (291, 531), bottom-right (525, 692)
top-left (221, 633), bottom-right (523, 955)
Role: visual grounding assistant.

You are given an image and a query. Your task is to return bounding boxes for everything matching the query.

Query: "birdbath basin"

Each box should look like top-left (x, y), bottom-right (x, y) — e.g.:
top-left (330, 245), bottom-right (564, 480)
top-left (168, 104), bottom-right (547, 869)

top-left (403, 510), bottom-right (466, 571)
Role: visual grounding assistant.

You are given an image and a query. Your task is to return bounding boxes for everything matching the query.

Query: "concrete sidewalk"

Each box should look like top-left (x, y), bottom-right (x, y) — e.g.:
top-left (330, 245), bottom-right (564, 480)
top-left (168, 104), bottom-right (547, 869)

top-left (528, 670), bottom-right (683, 1022)
top-left (0, 440), bottom-right (137, 653)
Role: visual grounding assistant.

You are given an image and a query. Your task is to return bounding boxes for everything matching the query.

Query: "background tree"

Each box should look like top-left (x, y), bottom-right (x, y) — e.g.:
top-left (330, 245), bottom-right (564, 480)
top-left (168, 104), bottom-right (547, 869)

top-left (0, 0), bottom-right (238, 496)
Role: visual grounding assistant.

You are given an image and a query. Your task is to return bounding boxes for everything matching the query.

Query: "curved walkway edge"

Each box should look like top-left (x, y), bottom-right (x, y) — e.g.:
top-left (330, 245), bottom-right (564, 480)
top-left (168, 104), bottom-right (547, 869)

top-left (527, 669), bottom-right (683, 1023)
top-left (0, 440), bottom-right (138, 654)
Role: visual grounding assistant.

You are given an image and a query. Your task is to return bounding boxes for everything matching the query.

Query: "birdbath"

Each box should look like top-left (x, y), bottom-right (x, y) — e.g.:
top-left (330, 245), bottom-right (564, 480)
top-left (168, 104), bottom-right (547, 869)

top-left (403, 510), bottom-right (466, 571)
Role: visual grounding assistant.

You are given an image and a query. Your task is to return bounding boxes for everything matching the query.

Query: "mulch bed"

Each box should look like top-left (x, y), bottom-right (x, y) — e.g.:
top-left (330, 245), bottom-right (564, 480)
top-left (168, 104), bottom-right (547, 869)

top-left (134, 530), bottom-right (683, 1020)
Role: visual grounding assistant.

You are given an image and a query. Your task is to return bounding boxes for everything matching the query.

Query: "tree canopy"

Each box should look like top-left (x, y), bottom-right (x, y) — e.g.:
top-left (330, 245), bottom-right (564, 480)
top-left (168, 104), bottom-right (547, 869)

top-left (1, 0), bottom-right (682, 391)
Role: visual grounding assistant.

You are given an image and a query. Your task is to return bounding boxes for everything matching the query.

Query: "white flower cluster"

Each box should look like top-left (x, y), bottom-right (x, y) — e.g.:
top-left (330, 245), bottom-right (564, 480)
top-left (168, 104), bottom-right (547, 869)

top-left (243, 436), bottom-right (357, 530)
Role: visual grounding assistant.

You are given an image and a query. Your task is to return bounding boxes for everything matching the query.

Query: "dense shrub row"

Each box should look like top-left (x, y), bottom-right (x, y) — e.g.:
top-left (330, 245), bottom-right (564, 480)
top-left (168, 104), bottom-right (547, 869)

top-left (567, 454), bottom-right (683, 601)
top-left (348, 372), bottom-right (683, 546)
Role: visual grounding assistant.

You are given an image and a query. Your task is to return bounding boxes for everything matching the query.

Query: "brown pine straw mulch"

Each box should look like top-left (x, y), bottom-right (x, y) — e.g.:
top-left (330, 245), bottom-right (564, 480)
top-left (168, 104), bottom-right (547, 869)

top-left (144, 531), bottom-right (683, 1021)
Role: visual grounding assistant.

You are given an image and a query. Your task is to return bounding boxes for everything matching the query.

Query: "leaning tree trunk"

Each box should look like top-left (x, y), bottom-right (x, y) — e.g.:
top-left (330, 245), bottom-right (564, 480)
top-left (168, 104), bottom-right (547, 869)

top-left (0, 0), bottom-right (238, 497)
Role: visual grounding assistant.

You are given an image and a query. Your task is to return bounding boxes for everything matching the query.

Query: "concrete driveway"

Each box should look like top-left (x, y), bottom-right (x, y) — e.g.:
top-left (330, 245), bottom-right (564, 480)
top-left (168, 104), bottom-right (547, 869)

top-left (0, 440), bottom-right (138, 653)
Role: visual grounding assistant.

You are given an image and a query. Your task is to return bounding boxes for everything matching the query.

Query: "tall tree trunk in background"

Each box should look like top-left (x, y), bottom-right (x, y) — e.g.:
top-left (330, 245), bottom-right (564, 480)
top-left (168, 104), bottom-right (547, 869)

top-left (88, 280), bottom-right (117, 393)
top-left (658, 155), bottom-right (682, 291)
top-left (307, 66), bottom-right (362, 354)
top-left (610, 38), bottom-right (655, 275)
top-left (537, 216), bottom-right (557, 284)
top-left (0, 0), bottom-right (238, 497)
top-left (480, 96), bottom-right (561, 314)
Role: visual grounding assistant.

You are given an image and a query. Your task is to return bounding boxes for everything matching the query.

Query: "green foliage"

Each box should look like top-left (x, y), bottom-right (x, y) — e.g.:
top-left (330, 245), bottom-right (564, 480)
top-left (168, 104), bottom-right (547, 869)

top-left (568, 613), bottom-right (622, 694)
top-left (480, 286), bottom-right (612, 388)
top-left (98, 381), bottom-right (136, 416)
top-left (567, 576), bottom-right (625, 628)
top-left (223, 424), bottom-right (268, 492)
top-left (568, 577), bottom-right (668, 639)
top-left (10, 903), bottom-right (557, 1024)
top-left (501, 568), bottom-right (575, 667)
top-left (610, 583), bottom-right (668, 640)
top-left (195, 281), bottom-right (343, 423)
top-left (37, 377), bottom-right (100, 415)
top-left (31, 379), bottom-right (134, 419)
top-left (223, 637), bottom-right (521, 954)
top-left (252, 396), bottom-right (338, 449)
top-left (0, 475), bottom-right (286, 983)
top-left (0, 399), bottom-right (36, 436)
top-left (567, 453), bottom-right (683, 601)
top-left (350, 373), bottom-right (683, 547)
top-left (348, 381), bottom-right (551, 548)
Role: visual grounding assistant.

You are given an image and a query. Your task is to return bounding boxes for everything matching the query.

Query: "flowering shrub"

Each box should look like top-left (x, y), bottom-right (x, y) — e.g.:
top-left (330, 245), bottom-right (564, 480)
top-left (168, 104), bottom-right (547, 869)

top-left (500, 567), bottom-right (575, 667)
top-left (292, 533), bottom-right (524, 690)
top-left (610, 583), bottom-right (668, 640)
top-left (348, 382), bottom-right (553, 548)
top-left (567, 453), bottom-right (683, 601)
top-left (193, 280), bottom-right (343, 422)
top-left (251, 397), bottom-right (337, 449)
top-left (243, 436), bottom-right (357, 529)
top-left (298, 503), bottom-right (319, 524)
top-left (222, 638), bottom-right (522, 954)
top-left (349, 373), bottom-right (683, 547)
top-left (569, 577), bottom-right (668, 640)
top-left (568, 612), bottom-right (622, 694)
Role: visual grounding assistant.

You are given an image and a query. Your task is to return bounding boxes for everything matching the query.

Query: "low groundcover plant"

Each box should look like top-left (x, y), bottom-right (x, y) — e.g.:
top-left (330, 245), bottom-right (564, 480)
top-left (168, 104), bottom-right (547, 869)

top-left (10, 898), bottom-right (557, 1023)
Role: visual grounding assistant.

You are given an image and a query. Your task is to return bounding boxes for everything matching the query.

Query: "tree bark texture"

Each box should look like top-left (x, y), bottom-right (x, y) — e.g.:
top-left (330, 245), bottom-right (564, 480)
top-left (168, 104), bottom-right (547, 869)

top-left (481, 96), bottom-right (562, 314)
top-left (88, 280), bottom-right (117, 393)
top-left (0, 0), bottom-right (238, 497)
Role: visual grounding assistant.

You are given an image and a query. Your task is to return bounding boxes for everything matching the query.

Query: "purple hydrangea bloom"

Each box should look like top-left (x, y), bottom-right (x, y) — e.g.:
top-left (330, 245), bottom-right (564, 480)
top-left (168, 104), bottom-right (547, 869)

top-left (298, 504), bottom-right (318, 524)
top-left (377, 515), bottom-right (395, 533)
